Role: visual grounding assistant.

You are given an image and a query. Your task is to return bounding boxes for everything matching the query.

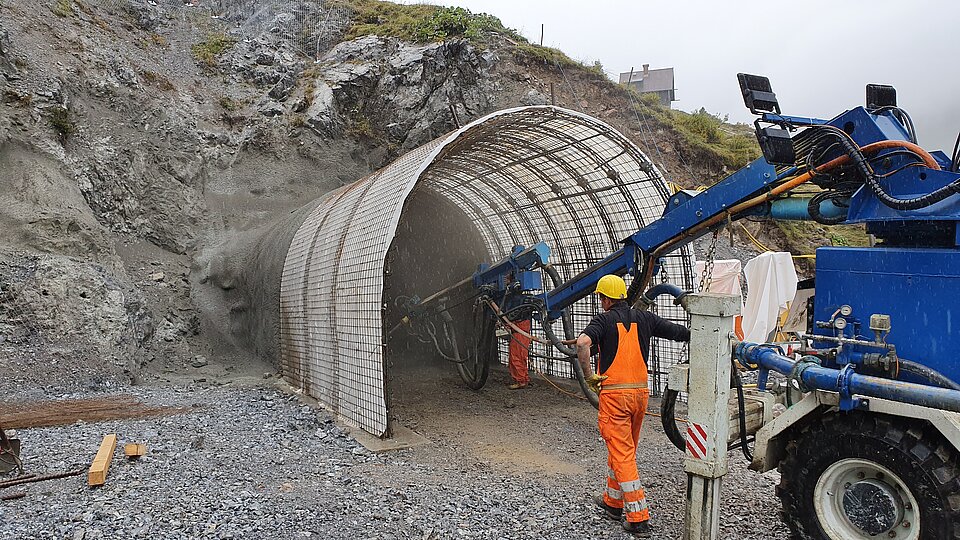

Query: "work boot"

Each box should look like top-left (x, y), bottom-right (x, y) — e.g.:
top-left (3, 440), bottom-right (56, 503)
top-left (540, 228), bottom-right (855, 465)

top-left (622, 520), bottom-right (652, 538)
top-left (592, 495), bottom-right (622, 521)
top-left (507, 382), bottom-right (528, 390)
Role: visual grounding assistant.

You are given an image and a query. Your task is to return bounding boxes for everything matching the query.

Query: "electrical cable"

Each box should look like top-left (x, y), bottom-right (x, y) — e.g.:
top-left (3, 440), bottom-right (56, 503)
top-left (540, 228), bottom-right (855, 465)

top-left (738, 223), bottom-right (816, 258)
top-left (951, 131), bottom-right (960, 173)
top-left (503, 329), bottom-right (681, 423)
top-left (630, 137), bottom-right (940, 295)
top-left (806, 190), bottom-right (850, 225)
top-left (870, 106), bottom-right (918, 144)
top-left (731, 359), bottom-right (754, 461)
top-left (825, 129), bottom-right (955, 211)
top-left (660, 387), bottom-right (687, 451)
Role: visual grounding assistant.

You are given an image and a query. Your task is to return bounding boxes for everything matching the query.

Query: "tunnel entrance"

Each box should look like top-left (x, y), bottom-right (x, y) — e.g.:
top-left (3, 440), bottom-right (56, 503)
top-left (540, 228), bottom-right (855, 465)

top-left (384, 188), bottom-right (491, 418)
top-left (279, 106), bottom-right (695, 438)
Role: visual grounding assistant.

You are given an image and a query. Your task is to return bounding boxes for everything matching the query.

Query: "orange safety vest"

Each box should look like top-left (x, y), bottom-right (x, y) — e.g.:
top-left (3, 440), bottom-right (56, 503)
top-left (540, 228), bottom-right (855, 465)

top-left (599, 315), bottom-right (648, 387)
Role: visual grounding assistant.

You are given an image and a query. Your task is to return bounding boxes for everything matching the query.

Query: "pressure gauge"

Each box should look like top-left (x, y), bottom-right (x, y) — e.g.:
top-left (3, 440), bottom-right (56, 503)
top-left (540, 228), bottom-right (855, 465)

top-left (834, 317), bottom-right (848, 330)
top-left (840, 305), bottom-right (853, 317)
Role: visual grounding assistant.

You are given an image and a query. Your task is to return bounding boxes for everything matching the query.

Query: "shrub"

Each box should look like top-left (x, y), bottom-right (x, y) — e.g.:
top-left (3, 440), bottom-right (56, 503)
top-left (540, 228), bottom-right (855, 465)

top-left (48, 106), bottom-right (77, 142)
top-left (675, 108), bottom-right (724, 144)
top-left (412, 7), bottom-right (503, 42)
top-left (335, 0), bottom-right (511, 44)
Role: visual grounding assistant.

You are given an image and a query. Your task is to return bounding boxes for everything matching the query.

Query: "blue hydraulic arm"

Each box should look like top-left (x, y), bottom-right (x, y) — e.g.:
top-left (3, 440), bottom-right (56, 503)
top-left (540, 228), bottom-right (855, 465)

top-left (473, 243), bottom-right (550, 292)
top-left (540, 158), bottom-right (789, 321)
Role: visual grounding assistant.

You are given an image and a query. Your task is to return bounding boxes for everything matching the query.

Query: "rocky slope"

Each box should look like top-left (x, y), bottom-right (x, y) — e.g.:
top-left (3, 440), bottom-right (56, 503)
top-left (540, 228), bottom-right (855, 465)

top-left (0, 0), bottom-right (755, 393)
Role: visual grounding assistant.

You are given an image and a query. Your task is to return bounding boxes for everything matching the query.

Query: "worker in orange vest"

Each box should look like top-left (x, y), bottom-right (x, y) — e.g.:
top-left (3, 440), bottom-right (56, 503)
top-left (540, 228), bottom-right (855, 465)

top-left (576, 274), bottom-right (690, 537)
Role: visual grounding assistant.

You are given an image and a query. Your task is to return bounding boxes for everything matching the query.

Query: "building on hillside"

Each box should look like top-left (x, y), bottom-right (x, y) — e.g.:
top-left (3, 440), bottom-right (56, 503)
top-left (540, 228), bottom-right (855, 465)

top-left (619, 64), bottom-right (677, 108)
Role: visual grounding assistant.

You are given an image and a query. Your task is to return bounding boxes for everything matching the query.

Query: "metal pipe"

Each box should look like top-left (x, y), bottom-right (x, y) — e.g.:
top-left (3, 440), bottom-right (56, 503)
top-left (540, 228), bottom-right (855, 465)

top-left (637, 283), bottom-right (686, 310)
top-left (0, 469), bottom-right (83, 489)
top-left (768, 196), bottom-right (848, 221)
top-left (735, 342), bottom-right (960, 413)
top-left (808, 333), bottom-right (895, 351)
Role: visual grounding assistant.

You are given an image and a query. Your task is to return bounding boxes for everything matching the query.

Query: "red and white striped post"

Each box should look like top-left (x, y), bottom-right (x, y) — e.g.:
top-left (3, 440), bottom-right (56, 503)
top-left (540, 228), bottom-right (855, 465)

top-left (683, 293), bottom-right (741, 540)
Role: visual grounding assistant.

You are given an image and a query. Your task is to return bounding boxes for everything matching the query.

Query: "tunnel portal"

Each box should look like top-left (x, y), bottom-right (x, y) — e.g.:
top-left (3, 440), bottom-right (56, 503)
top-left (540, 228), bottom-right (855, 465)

top-left (279, 106), bottom-right (695, 437)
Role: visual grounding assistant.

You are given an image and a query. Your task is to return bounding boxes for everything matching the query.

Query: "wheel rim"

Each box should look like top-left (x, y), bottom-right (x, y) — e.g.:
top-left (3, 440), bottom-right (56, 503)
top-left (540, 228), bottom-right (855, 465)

top-left (814, 458), bottom-right (920, 540)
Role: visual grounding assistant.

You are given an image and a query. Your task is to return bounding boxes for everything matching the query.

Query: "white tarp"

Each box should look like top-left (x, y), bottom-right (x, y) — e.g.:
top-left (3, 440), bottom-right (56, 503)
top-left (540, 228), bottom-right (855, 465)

top-left (694, 259), bottom-right (743, 302)
top-left (742, 252), bottom-right (798, 344)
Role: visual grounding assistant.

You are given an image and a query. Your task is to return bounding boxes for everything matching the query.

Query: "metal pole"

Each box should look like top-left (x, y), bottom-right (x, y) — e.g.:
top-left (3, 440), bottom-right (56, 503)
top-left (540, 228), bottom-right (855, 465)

top-left (683, 293), bottom-right (740, 540)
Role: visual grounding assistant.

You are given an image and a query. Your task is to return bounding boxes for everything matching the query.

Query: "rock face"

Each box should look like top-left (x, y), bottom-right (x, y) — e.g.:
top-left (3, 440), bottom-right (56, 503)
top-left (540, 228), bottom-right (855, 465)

top-left (304, 36), bottom-right (498, 151)
top-left (0, 23), bottom-right (11, 69)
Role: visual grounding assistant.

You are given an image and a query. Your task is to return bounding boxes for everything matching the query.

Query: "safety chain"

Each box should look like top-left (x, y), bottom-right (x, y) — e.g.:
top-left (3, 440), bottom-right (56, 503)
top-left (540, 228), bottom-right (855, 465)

top-left (697, 229), bottom-right (720, 293)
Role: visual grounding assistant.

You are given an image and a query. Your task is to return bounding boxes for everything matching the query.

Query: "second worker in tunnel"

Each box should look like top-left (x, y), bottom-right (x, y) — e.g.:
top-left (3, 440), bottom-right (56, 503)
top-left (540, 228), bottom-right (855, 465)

top-left (575, 274), bottom-right (690, 537)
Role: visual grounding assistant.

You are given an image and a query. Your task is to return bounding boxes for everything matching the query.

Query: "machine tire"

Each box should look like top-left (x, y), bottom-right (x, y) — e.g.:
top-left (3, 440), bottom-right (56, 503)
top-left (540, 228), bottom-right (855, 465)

top-left (777, 412), bottom-right (960, 540)
top-left (456, 307), bottom-right (493, 390)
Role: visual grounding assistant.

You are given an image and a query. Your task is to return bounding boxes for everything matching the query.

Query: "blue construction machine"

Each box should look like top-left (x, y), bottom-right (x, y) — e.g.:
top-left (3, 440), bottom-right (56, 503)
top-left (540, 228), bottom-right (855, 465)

top-left (397, 74), bottom-right (960, 539)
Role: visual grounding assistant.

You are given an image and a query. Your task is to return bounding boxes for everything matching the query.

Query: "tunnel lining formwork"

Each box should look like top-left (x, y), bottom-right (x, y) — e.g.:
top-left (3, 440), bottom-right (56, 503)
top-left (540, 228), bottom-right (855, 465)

top-left (280, 106), bottom-right (695, 437)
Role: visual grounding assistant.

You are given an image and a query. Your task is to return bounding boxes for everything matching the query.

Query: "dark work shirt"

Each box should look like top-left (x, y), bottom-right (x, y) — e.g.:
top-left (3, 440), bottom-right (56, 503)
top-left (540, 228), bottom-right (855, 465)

top-left (582, 302), bottom-right (691, 374)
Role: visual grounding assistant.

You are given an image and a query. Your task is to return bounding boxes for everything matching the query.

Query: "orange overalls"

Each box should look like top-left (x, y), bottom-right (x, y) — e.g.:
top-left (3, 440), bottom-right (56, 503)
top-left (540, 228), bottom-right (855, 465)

top-left (598, 318), bottom-right (651, 524)
top-left (508, 319), bottom-right (531, 386)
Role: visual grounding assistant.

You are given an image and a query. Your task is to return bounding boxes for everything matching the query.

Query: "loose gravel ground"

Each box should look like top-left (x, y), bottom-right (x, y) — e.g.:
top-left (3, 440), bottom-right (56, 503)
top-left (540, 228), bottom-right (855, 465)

top-left (1, 362), bottom-right (788, 540)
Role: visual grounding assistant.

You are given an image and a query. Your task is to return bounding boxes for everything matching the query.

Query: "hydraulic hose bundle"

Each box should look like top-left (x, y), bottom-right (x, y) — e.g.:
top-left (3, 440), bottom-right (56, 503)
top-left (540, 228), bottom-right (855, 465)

top-left (800, 123), bottom-right (948, 212)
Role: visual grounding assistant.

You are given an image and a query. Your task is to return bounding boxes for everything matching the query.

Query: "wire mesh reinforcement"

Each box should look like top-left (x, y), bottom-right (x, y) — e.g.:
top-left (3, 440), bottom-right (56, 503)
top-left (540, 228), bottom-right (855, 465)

top-left (280, 106), bottom-right (695, 437)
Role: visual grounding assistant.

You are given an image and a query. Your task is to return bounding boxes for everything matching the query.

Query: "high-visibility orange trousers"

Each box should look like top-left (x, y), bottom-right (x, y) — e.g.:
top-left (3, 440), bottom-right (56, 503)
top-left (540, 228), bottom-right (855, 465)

top-left (508, 319), bottom-right (531, 386)
top-left (599, 388), bottom-right (651, 523)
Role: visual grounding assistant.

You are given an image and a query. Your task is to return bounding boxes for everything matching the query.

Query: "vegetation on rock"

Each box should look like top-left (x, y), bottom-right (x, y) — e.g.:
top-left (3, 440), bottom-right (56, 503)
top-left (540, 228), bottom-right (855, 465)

top-left (191, 32), bottom-right (236, 67)
top-left (48, 106), bottom-right (77, 142)
top-left (52, 0), bottom-right (73, 17)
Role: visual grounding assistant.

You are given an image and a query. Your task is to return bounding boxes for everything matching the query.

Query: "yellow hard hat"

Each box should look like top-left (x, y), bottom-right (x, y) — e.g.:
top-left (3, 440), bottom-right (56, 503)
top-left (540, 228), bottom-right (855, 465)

top-left (595, 274), bottom-right (627, 300)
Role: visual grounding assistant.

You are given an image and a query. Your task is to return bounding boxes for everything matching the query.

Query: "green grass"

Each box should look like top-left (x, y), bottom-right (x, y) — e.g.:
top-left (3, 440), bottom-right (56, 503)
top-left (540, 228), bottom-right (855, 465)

top-left (619, 91), bottom-right (761, 170)
top-left (52, 0), bottom-right (73, 17)
top-left (512, 41), bottom-right (578, 69)
top-left (191, 33), bottom-right (236, 67)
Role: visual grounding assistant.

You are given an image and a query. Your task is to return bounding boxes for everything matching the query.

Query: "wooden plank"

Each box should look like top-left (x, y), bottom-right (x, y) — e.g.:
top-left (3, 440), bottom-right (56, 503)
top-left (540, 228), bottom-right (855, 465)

top-left (87, 434), bottom-right (117, 486)
top-left (123, 443), bottom-right (146, 458)
top-left (728, 397), bottom-right (766, 443)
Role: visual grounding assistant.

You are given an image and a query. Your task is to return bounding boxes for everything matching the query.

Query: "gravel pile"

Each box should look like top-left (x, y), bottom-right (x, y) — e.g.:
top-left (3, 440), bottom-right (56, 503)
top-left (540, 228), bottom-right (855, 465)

top-left (1, 368), bottom-right (788, 539)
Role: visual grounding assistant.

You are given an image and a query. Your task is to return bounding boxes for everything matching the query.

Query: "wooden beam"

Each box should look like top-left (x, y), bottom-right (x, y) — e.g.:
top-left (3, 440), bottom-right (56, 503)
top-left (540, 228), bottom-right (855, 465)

top-left (87, 434), bottom-right (117, 486)
top-left (124, 443), bottom-right (146, 458)
top-left (728, 397), bottom-right (766, 443)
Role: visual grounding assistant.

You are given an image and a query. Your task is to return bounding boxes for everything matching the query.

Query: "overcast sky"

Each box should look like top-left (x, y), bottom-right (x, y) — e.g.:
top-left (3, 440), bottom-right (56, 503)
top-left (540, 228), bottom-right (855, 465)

top-left (410, 0), bottom-right (960, 154)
